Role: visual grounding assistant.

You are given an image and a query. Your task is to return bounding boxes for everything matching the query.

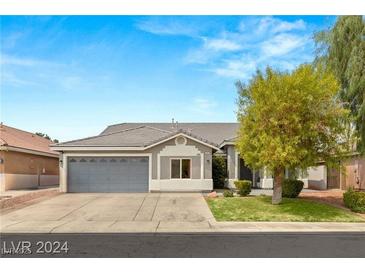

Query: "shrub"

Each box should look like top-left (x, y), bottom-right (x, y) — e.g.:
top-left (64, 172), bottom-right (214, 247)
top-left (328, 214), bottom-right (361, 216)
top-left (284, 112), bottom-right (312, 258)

top-left (223, 190), bottom-right (234, 198)
top-left (343, 188), bottom-right (365, 213)
top-left (212, 156), bottom-right (227, 189)
top-left (282, 179), bottom-right (304, 198)
top-left (234, 180), bottom-right (252, 196)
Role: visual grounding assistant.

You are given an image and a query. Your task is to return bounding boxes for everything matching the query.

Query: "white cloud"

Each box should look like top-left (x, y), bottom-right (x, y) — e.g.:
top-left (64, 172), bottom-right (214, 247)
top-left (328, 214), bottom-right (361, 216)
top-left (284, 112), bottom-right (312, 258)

top-left (135, 18), bottom-right (198, 37)
top-left (1, 72), bottom-right (38, 87)
top-left (1, 54), bottom-right (60, 67)
top-left (184, 48), bottom-right (212, 64)
top-left (184, 37), bottom-right (242, 64)
top-left (191, 98), bottom-right (218, 115)
top-left (182, 16), bottom-right (312, 79)
top-left (261, 33), bottom-right (308, 57)
top-left (1, 31), bottom-right (25, 49)
top-left (0, 53), bottom-right (104, 91)
top-left (203, 38), bottom-right (242, 51)
top-left (256, 17), bottom-right (306, 34)
top-left (213, 59), bottom-right (257, 79)
top-left (135, 16), bottom-right (311, 80)
top-left (273, 19), bottom-right (306, 33)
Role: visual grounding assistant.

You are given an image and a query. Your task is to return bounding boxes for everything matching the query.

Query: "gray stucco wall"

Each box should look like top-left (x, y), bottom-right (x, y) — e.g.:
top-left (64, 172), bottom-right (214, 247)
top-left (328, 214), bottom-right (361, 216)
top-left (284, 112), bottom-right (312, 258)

top-left (204, 152), bottom-right (212, 179)
top-left (146, 138), bottom-right (213, 180)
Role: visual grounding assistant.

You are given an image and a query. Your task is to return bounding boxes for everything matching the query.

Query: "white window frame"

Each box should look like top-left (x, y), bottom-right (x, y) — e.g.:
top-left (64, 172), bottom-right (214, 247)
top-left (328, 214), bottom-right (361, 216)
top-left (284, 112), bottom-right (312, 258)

top-left (170, 158), bottom-right (192, 180)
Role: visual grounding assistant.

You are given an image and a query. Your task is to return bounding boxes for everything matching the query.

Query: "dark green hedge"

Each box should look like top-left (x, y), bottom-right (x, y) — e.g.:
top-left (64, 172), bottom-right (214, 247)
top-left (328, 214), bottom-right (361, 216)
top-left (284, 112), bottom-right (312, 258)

top-left (212, 156), bottom-right (227, 189)
top-left (343, 188), bottom-right (365, 213)
top-left (234, 180), bottom-right (252, 196)
top-left (223, 189), bottom-right (234, 197)
top-left (282, 179), bottom-right (304, 198)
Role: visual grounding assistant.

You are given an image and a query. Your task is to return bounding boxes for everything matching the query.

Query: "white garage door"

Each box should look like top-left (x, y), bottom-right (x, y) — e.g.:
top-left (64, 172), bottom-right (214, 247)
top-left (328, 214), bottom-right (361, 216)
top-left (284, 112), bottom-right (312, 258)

top-left (67, 157), bottom-right (149, 192)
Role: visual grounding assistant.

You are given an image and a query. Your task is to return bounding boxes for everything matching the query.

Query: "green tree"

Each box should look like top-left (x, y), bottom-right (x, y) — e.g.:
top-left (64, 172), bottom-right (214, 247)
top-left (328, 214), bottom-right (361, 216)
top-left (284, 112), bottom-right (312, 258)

top-left (35, 132), bottom-right (59, 143)
top-left (315, 16), bottom-right (365, 152)
top-left (236, 64), bottom-right (349, 204)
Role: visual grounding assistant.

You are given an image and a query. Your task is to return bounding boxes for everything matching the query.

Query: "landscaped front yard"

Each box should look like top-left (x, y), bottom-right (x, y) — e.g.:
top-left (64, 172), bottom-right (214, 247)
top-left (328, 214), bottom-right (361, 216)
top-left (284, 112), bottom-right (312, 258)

top-left (206, 196), bottom-right (365, 222)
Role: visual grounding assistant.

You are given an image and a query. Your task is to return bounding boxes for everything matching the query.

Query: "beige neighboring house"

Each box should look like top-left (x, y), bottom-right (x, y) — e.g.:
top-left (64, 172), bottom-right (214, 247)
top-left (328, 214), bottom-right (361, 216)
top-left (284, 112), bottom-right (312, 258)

top-left (308, 153), bottom-right (365, 191)
top-left (0, 124), bottom-right (59, 192)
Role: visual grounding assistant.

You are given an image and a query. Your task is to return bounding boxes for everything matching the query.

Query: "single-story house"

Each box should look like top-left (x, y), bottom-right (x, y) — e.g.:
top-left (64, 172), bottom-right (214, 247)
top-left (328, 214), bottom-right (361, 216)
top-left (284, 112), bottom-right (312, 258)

top-left (0, 124), bottom-right (59, 192)
top-left (52, 121), bottom-right (310, 193)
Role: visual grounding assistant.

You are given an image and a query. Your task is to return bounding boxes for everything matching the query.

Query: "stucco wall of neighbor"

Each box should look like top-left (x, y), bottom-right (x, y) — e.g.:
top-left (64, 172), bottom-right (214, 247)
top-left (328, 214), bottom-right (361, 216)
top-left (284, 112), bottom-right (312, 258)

top-left (1, 174), bottom-right (38, 191)
top-left (341, 156), bottom-right (365, 190)
top-left (39, 175), bottom-right (59, 186)
top-left (0, 151), bottom-right (4, 174)
top-left (0, 174), bottom-right (59, 191)
top-left (0, 150), bottom-right (59, 191)
top-left (0, 150), bottom-right (59, 175)
top-left (308, 165), bottom-right (327, 190)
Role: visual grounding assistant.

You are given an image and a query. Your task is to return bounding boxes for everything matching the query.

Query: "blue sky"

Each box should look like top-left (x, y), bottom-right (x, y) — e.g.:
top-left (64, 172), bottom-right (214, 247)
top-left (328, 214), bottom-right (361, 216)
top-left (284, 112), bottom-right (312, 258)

top-left (0, 16), bottom-right (335, 141)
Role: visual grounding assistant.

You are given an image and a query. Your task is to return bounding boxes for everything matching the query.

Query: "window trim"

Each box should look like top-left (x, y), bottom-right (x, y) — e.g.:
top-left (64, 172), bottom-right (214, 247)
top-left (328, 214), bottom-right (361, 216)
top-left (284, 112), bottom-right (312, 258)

top-left (170, 158), bottom-right (192, 180)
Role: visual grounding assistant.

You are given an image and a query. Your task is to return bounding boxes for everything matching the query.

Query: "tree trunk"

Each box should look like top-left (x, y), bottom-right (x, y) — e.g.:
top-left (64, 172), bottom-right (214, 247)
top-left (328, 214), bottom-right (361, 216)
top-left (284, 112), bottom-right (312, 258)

top-left (272, 167), bottom-right (284, 205)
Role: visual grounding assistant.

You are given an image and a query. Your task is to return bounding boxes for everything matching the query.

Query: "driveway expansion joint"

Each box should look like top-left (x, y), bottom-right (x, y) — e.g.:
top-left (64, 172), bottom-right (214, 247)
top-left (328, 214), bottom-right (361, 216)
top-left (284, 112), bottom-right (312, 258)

top-left (150, 196), bottom-right (160, 221)
top-left (55, 195), bottom-right (101, 221)
top-left (155, 221), bottom-right (161, 232)
top-left (132, 195), bottom-right (147, 221)
top-left (49, 220), bottom-right (75, 233)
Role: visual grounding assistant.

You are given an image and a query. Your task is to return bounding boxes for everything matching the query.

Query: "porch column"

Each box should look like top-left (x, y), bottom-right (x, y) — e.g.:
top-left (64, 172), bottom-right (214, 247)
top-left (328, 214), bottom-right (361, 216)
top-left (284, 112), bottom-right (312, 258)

top-left (200, 153), bottom-right (204, 179)
top-left (235, 151), bottom-right (239, 180)
top-left (262, 167), bottom-right (274, 189)
top-left (226, 146), bottom-right (237, 188)
top-left (157, 154), bottom-right (160, 180)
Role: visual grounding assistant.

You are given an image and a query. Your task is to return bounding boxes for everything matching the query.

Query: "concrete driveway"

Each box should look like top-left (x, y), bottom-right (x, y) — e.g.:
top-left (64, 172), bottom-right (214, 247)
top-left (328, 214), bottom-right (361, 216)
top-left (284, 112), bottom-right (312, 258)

top-left (0, 193), bottom-right (215, 233)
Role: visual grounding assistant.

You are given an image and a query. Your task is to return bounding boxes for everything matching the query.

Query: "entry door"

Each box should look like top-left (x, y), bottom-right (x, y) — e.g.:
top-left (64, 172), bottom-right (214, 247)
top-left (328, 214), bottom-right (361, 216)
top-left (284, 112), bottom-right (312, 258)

top-left (327, 167), bottom-right (340, 189)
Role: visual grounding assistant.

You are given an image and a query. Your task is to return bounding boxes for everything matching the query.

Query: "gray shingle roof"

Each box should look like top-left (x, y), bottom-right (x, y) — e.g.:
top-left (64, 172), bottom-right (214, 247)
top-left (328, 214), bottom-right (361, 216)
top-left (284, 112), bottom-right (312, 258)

top-left (54, 122), bottom-right (238, 148)
top-left (101, 123), bottom-right (239, 145)
top-left (56, 126), bottom-right (169, 147)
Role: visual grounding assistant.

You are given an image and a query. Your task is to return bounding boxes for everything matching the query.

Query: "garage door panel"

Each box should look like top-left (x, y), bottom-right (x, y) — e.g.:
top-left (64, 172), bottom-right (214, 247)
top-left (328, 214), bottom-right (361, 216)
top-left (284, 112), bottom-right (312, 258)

top-left (68, 157), bottom-right (149, 193)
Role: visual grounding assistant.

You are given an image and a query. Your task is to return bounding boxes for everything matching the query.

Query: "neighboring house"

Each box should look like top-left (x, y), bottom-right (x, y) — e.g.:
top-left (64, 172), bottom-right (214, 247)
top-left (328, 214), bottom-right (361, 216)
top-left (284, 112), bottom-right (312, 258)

top-left (0, 124), bottom-right (59, 192)
top-left (308, 153), bottom-right (365, 190)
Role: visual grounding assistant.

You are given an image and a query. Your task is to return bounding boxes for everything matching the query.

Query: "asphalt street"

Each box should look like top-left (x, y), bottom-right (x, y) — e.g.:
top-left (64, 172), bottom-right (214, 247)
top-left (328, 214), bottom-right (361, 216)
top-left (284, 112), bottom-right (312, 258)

top-left (1, 232), bottom-right (365, 258)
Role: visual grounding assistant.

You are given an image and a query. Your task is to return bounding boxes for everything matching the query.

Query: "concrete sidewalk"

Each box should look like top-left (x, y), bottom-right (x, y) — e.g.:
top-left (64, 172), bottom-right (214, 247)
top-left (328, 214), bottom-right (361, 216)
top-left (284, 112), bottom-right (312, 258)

top-left (1, 219), bottom-right (364, 233)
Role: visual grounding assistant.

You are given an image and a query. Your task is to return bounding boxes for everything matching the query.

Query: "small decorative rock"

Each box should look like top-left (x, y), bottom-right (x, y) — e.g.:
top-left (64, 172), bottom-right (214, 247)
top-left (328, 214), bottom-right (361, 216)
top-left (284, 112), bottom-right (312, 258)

top-left (207, 191), bottom-right (218, 198)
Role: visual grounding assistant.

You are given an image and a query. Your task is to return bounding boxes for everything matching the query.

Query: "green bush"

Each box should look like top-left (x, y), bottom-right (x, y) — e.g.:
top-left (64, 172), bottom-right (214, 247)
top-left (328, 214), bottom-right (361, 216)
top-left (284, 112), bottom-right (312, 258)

top-left (234, 180), bottom-right (252, 196)
top-left (223, 190), bottom-right (234, 198)
top-left (282, 179), bottom-right (304, 198)
top-left (343, 188), bottom-right (365, 213)
top-left (212, 156), bottom-right (227, 189)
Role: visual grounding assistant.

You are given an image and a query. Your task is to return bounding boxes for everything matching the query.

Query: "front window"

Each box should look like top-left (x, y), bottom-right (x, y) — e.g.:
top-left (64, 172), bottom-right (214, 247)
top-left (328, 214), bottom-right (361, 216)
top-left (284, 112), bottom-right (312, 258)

top-left (171, 159), bottom-right (181, 179)
top-left (171, 159), bottom-right (191, 179)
